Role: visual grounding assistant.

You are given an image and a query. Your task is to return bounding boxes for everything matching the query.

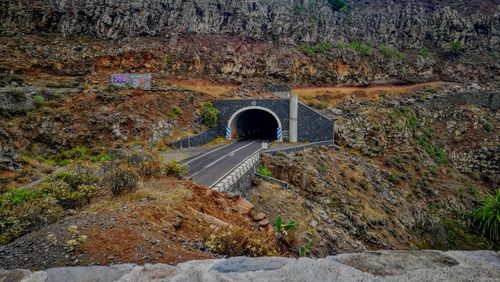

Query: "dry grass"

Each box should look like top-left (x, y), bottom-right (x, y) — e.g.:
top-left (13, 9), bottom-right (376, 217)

top-left (204, 137), bottom-right (232, 147)
top-left (88, 179), bottom-right (193, 213)
top-left (164, 79), bottom-right (236, 97)
top-left (292, 82), bottom-right (451, 108)
top-left (203, 225), bottom-right (278, 257)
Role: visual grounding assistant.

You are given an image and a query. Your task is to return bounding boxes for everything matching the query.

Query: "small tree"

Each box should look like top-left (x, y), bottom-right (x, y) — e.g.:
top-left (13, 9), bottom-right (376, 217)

top-left (202, 102), bottom-right (220, 128)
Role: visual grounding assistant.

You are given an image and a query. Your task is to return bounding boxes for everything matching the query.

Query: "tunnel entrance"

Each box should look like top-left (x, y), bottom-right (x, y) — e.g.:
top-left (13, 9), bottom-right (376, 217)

top-left (229, 107), bottom-right (281, 141)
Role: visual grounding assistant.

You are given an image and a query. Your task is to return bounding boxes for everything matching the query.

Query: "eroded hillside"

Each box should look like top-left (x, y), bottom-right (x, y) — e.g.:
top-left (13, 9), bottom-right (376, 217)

top-left (0, 0), bottom-right (499, 272)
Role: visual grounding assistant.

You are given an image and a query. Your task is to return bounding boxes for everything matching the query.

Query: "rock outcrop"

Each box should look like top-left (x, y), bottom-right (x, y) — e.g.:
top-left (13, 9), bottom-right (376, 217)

top-left (1, 250), bottom-right (499, 282)
top-left (1, 0), bottom-right (498, 49)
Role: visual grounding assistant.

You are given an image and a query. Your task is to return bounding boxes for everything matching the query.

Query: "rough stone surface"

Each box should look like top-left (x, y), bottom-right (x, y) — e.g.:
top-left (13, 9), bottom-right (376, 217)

top-left (1, 0), bottom-right (498, 50)
top-left (0, 88), bottom-right (35, 115)
top-left (1, 251), bottom-right (498, 281)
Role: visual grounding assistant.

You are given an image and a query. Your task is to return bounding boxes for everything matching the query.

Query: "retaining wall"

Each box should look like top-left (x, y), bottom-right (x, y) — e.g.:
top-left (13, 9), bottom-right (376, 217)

top-left (168, 129), bottom-right (218, 149)
top-left (297, 102), bottom-right (335, 142)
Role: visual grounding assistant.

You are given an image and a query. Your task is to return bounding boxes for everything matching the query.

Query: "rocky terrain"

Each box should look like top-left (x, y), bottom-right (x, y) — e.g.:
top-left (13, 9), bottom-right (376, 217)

top-left (2, 0), bottom-right (498, 49)
top-left (0, 0), bottom-right (499, 275)
top-left (254, 86), bottom-right (499, 255)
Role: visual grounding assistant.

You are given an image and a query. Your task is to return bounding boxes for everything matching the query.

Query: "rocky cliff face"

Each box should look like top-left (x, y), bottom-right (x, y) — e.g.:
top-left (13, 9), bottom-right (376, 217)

top-left (1, 0), bottom-right (499, 50)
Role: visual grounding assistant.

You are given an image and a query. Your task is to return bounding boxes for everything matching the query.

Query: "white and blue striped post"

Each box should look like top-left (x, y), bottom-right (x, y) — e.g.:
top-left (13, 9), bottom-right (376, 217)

top-left (277, 127), bottom-right (283, 142)
top-left (226, 126), bottom-right (231, 140)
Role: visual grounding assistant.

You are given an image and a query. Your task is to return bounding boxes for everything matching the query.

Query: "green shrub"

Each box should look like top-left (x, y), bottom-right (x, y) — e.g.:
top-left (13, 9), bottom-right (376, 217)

top-left (448, 39), bottom-right (464, 53)
top-left (473, 190), bottom-right (500, 241)
top-left (379, 46), bottom-right (405, 60)
top-left (348, 41), bottom-right (373, 56)
top-left (163, 161), bottom-right (189, 179)
top-left (40, 167), bottom-right (99, 209)
top-left (90, 153), bottom-right (113, 162)
top-left (417, 136), bottom-right (447, 164)
top-left (407, 115), bottom-right (418, 129)
top-left (299, 239), bottom-right (314, 256)
top-left (202, 102), bottom-right (220, 128)
top-left (275, 214), bottom-right (296, 236)
top-left (0, 190), bottom-right (62, 245)
top-left (59, 146), bottom-right (90, 162)
top-left (102, 161), bottom-right (140, 196)
top-left (298, 42), bottom-right (333, 56)
top-left (121, 150), bottom-right (163, 178)
top-left (32, 95), bottom-right (45, 106)
top-left (419, 48), bottom-right (432, 58)
top-left (168, 106), bottom-right (183, 119)
top-left (293, 4), bottom-right (305, 14)
top-left (259, 165), bottom-right (273, 177)
top-left (0, 188), bottom-right (38, 208)
top-left (328, 0), bottom-right (349, 12)
top-left (39, 181), bottom-right (97, 209)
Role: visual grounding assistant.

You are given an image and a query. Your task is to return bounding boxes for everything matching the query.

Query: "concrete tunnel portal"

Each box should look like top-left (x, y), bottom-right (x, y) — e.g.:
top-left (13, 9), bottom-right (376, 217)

top-left (228, 106), bottom-right (282, 141)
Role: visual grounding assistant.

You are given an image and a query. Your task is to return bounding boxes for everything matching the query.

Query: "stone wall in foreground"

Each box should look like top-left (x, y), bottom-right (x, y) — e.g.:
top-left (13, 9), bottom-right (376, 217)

top-left (1, 250), bottom-right (499, 282)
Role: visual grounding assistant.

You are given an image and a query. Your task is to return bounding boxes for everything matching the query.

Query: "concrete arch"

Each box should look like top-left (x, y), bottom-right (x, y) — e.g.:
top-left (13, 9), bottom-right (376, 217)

top-left (227, 106), bottom-right (283, 141)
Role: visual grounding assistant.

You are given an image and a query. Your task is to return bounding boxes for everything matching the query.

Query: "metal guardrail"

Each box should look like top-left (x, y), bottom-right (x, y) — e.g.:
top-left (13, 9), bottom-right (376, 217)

top-left (264, 140), bottom-right (336, 155)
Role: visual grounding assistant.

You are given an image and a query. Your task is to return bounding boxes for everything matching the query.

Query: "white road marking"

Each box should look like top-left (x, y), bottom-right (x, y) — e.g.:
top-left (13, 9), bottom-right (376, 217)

top-left (184, 142), bottom-right (235, 165)
top-left (204, 140), bottom-right (259, 169)
top-left (190, 140), bottom-right (260, 179)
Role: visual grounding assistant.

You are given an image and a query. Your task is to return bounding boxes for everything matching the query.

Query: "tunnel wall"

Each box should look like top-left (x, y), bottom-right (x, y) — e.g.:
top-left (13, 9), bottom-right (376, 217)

top-left (213, 99), bottom-right (334, 143)
top-left (297, 102), bottom-right (335, 142)
top-left (213, 99), bottom-right (290, 140)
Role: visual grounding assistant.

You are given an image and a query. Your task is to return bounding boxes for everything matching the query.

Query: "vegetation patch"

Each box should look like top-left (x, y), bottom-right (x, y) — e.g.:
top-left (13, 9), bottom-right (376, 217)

top-left (259, 165), bottom-right (273, 177)
top-left (328, 0), bottom-right (350, 13)
top-left (205, 225), bottom-right (278, 257)
top-left (168, 106), bottom-right (183, 119)
top-left (448, 39), bottom-right (464, 54)
top-left (202, 102), bottom-right (220, 128)
top-left (346, 41), bottom-right (373, 56)
top-left (0, 163), bottom-right (98, 245)
top-left (379, 45), bottom-right (405, 60)
top-left (419, 47), bottom-right (432, 58)
top-left (473, 190), bottom-right (500, 241)
top-left (297, 42), bottom-right (333, 56)
top-left (163, 161), bottom-right (189, 179)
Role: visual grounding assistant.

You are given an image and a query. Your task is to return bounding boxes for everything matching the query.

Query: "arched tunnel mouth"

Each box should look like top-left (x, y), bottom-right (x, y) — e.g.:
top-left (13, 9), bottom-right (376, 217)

top-left (231, 109), bottom-right (280, 140)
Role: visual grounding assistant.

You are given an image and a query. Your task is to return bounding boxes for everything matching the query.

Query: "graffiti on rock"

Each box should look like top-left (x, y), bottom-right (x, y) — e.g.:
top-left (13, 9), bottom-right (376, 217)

top-left (111, 74), bottom-right (152, 90)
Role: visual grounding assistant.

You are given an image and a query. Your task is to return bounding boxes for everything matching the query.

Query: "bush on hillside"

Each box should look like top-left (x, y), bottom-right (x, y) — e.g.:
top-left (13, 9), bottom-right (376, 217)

top-left (328, 0), bottom-right (349, 12)
top-left (102, 161), bottom-right (140, 196)
top-left (205, 225), bottom-right (278, 257)
top-left (448, 39), bottom-right (464, 53)
top-left (39, 165), bottom-right (99, 209)
top-left (163, 161), bottom-right (189, 179)
top-left (0, 189), bottom-right (63, 245)
top-left (473, 190), bottom-right (500, 241)
top-left (202, 102), bottom-right (220, 128)
top-left (121, 150), bottom-right (163, 178)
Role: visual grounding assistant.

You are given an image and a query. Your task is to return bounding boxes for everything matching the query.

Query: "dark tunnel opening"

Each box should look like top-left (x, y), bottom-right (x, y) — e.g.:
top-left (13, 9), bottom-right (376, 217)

top-left (234, 109), bottom-right (279, 140)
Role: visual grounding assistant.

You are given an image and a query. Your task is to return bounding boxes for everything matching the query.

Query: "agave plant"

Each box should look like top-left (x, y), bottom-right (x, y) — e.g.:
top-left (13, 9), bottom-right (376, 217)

top-left (473, 190), bottom-right (500, 241)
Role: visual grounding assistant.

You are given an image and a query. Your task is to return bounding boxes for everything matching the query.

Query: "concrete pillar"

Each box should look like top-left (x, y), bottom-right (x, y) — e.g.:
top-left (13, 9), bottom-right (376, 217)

top-left (289, 95), bottom-right (298, 143)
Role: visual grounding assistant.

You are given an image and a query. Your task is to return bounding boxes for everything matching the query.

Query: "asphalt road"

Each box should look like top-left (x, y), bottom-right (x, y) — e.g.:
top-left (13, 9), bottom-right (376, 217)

top-left (184, 140), bottom-right (264, 187)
